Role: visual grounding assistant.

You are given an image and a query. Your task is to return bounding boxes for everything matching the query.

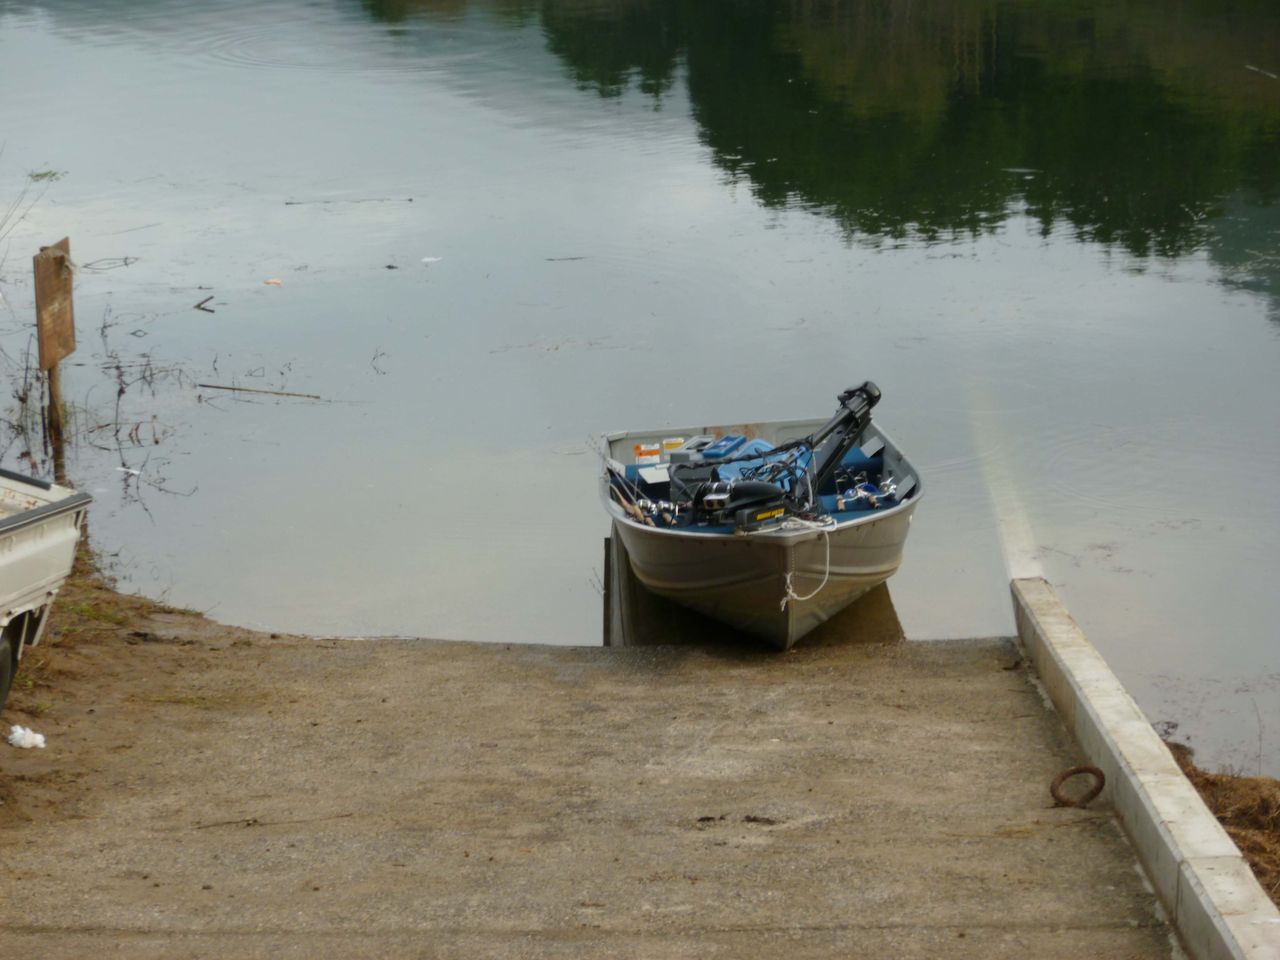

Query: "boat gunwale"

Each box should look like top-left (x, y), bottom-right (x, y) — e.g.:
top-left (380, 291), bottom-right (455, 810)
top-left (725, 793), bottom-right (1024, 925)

top-left (601, 482), bottom-right (919, 544)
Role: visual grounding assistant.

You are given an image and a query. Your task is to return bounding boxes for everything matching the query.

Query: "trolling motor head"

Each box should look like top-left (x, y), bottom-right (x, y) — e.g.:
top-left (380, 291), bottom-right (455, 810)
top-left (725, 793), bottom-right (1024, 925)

top-left (838, 381), bottom-right (880, 418)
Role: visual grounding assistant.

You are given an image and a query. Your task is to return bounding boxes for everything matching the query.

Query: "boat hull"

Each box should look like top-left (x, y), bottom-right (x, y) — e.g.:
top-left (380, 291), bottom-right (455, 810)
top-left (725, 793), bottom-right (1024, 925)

top-left (610, 500), bottom-right (918, 649)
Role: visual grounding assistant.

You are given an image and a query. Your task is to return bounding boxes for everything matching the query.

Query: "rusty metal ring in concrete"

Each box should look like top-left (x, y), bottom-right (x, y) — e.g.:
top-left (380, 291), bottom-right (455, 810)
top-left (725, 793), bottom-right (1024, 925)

top-left (1051, 765), bottom-right (1106, 808)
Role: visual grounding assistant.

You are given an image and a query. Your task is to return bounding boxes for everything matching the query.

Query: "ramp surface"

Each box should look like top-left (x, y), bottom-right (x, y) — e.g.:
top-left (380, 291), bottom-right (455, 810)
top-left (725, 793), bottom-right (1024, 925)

top-left (1, 618), bottom-right (1171, 958)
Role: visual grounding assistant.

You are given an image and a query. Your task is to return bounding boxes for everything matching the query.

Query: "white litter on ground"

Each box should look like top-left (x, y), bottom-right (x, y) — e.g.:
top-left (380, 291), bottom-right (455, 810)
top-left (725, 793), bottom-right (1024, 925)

top-left (421, 256), bottom-right (442, 264)
top-left (8, 725), bottom-right (46, 749)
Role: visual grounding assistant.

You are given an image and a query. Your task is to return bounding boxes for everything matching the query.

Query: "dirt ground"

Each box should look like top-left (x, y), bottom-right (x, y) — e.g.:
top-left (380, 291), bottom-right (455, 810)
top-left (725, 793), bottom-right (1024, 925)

top-left (0, 550), bottom-right (275, 825)
top-left (0, 553), bottom-right (1270, 958)
top-left (9, 559), bottom-right (1277, 893)
top-left (0, 550), bottom-right (1185, 959)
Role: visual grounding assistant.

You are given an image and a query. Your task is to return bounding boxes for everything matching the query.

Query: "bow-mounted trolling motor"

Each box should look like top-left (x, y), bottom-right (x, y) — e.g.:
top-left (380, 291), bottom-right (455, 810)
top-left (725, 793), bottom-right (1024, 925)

top-left (678, 381), bottom-right (882, 531)
top-left (804, 380), bottom-right (881, 499)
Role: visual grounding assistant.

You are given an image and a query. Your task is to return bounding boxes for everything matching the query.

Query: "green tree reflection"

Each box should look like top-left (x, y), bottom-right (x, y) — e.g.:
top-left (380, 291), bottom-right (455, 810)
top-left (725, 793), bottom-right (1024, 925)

top-left (360, 0), bottom-right (1280, 263)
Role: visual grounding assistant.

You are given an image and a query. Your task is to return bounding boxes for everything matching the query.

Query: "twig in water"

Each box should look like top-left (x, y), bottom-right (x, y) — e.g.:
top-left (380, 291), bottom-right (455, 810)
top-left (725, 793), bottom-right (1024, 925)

top-left (81, 257), bottom-right (139, 272)
top-left (107, 222), bottom-right (162, 235)
top-left (194, 296), bottom-right (215, 313)
top-left (284, 197), bottom-right (413, 206)
top-left (197, 383), bottom-right (324, 401)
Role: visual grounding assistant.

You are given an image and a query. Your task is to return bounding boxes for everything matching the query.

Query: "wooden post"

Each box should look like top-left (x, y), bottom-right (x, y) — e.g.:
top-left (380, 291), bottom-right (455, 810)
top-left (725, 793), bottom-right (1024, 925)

top-left (33, 237), bottom-right (75, 484)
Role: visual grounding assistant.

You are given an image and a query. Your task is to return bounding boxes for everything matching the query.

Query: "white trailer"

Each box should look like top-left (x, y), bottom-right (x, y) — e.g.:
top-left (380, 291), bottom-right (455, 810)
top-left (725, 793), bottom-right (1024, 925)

top-left (0, 468), bottom-right (91, 711)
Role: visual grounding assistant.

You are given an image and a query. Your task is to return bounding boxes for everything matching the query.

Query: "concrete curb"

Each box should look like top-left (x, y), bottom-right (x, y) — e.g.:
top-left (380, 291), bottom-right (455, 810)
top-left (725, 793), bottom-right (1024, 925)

top-left (1012, 577), bottom-right (1280, 960)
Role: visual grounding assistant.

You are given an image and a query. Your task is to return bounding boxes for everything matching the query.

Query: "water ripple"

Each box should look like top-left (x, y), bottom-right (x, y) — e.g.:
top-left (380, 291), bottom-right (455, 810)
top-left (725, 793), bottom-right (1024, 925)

top-left (25, 0), bottom-right (515, 78)
top-left (1029, 418), bottom-right (1280, 520)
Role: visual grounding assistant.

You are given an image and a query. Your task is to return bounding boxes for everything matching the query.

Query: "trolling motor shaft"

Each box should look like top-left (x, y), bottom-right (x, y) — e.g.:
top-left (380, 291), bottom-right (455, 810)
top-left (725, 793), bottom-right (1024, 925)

top-left (807, 381), bottom-right (880, 498)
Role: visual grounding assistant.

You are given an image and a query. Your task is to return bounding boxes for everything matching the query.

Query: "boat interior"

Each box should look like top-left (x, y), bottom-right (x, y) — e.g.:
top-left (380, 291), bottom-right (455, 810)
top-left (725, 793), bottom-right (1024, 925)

top-left (605, 418), bottom-right (919, 533)
top-left (0, 473), bottom-right (50, 520)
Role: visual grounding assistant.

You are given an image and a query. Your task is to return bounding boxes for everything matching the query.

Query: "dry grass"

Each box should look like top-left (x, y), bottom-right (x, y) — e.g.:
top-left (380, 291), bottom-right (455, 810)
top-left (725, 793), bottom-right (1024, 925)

top-left (1168, 741), bottom-right (1280, 906)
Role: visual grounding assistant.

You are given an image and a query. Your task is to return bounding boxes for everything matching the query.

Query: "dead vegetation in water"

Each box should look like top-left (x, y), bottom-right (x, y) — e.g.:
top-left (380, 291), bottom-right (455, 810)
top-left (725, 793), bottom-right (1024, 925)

top-left (0, 300), bottom-right (198, 512)
top-left (1167, 740), bottom-right (1280, 907)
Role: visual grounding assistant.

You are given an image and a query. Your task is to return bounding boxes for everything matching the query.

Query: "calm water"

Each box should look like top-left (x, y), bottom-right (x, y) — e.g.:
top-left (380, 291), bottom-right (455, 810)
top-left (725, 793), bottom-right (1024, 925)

top-left (1, 0), bottom-right (1278, 772)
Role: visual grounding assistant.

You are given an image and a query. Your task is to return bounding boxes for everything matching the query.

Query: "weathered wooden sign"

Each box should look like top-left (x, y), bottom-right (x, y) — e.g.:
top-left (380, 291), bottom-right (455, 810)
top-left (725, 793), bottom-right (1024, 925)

top-left (34, 237), bottom-right (75, 371)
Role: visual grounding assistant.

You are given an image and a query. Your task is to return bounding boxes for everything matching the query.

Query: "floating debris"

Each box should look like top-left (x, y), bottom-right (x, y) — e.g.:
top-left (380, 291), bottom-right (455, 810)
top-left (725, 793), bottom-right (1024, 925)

top-left (197, 383), bottom-right (324, 401)
top-left (81, 256), bottom-right (139, 272)
top-left (284, 197), bottom-right (413, 206)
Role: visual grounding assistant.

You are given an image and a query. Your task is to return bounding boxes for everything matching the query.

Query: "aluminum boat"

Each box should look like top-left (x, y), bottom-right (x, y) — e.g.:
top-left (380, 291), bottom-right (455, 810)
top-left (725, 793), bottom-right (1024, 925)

top-left (600, 384), bottom-right (921, 649)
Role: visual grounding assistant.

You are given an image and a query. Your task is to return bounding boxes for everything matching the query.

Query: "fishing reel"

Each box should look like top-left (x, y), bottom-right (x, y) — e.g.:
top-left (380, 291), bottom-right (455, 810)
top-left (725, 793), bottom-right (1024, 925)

top-left (691, 479), bottom-right (790, 531)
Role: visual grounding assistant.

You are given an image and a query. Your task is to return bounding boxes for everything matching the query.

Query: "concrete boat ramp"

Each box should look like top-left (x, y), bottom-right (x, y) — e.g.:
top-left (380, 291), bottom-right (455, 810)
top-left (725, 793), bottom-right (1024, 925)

top-left (2, 581), bottom-right (1276, 958)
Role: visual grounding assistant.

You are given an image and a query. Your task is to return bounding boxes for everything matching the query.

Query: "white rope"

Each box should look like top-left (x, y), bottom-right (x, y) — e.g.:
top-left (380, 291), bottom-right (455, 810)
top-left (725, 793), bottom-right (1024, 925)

top-left (779, 516), bottom-right (836, 610)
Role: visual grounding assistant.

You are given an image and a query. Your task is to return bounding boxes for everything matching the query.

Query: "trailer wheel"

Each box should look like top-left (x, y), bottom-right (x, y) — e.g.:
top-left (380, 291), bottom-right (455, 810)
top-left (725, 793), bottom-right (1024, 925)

top-left (0, 630), bottom-right (14, 715)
